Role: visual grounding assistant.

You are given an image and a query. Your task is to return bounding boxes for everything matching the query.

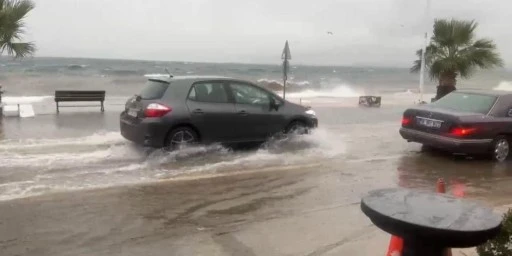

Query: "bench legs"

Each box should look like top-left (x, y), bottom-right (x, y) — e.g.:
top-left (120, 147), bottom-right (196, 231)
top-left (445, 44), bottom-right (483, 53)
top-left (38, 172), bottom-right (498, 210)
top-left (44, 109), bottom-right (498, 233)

top-left (101, 101), bottom-right (104, 112)
top-left (56, 102), bottom-right (59, 114)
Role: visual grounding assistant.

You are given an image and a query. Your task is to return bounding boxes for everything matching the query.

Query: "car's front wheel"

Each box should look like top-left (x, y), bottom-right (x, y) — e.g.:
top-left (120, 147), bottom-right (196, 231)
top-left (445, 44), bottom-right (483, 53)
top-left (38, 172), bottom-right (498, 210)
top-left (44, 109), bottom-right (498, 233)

top-left (164, 127), bottom-right (199, 151)
top-left (285, 121), bottom-right (310, 135)
top-left (491, 135), bottom-right (510, 162)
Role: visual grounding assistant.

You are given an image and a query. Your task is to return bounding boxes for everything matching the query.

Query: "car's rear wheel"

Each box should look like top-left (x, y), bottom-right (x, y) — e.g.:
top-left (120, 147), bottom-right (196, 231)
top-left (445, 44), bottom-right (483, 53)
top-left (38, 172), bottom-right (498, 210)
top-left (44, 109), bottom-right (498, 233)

top-left (491, 135), bottom-right (510, 162)
top-left (285, 121), bottom-right (309, 135)
top-left (164, 127), bottom-right (199, 151)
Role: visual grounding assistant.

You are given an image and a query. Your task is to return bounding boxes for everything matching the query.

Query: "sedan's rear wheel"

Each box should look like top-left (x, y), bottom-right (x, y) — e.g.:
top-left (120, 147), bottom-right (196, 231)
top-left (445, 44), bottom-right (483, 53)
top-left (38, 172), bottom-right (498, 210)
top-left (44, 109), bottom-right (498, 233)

top-left (491, 136), bottom-right (510, 162)
top-left (164, 127), bottom-right (199, 151)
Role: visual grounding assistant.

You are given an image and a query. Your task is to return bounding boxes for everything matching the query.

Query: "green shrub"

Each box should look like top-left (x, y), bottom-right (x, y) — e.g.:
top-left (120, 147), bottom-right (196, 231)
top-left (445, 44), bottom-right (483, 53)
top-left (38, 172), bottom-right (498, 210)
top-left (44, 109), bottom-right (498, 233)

top-left (477, 208), bottom-right (512, 256)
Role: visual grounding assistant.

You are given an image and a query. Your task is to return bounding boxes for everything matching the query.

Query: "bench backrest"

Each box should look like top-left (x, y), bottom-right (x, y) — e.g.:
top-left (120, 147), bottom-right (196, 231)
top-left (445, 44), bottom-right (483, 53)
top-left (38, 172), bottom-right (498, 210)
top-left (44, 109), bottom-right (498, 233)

top-left (55, 90), bottom-right (106, 101)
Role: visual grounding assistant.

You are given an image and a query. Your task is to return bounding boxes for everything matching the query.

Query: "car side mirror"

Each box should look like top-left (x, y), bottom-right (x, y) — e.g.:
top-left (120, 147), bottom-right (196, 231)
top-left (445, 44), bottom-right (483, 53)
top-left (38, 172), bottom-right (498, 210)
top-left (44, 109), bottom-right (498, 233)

top-left (270, 98), bottom-right (280, 110)
top-left (507, 108), bottom-right (512, 117)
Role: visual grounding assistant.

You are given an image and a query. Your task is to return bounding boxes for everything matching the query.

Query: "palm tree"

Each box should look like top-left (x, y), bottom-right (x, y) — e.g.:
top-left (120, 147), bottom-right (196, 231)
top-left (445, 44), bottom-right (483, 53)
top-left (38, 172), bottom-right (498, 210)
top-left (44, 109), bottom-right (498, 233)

top-left (411, 19), bottom-right (503, 100)
top-left (0, 0), bottom-right (35, 115)
top-left (0, 0), bottom-right (36, 59)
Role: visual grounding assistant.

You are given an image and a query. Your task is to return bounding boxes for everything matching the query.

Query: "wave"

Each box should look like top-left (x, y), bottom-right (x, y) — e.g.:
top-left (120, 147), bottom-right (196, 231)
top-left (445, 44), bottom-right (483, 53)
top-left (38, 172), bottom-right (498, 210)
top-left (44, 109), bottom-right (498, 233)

top-left (0, 131), bottom-right (124, 151)
top-left (287, 85), bottom-right (363, 98)
top-left (144, 73), bottom-right (171, 78)
top-left (2, 95), bottom-right (52, 104)
top-left (256, 78), bottom-right (310, 87)
top-left (101, 69), bottom-right (140, 76)
top-left (67, 64), bottom-right (89, 70)
top-left (393, 89), bottom-right (419, 95)
top-left (0, 128), bottom-right (347, 201)
top-left (493, 81), bottom-right (512, 91)
top-left (257, 78), bottom-right (281, 84)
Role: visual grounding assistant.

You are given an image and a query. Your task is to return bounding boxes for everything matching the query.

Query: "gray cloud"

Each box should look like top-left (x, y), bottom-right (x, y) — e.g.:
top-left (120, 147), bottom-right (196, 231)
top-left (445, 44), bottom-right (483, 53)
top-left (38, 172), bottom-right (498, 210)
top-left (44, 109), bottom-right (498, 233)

top-left (24, 0), bottom-right (512, 67)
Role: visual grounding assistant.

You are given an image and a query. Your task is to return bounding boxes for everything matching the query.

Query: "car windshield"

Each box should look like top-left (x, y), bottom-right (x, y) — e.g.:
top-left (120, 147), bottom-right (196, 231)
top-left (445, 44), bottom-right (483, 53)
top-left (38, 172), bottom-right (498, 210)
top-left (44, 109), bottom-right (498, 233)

top-left (431, 92), bottom-right (497, 114)
top-left (139, 80), bottom-right (169, 100)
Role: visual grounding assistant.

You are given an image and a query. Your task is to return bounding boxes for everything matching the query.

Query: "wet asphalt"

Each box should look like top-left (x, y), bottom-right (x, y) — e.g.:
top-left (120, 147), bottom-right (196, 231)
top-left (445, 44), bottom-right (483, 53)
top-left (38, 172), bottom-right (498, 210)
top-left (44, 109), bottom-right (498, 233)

top-left (0, 99), bottom-right (510, 256)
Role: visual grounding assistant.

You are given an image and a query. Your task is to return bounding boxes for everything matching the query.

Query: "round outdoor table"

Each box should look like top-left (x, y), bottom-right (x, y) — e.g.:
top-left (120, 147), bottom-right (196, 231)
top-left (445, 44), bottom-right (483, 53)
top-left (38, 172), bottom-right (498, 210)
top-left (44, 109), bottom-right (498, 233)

top-left (361, 188), bottom-right (502, 256)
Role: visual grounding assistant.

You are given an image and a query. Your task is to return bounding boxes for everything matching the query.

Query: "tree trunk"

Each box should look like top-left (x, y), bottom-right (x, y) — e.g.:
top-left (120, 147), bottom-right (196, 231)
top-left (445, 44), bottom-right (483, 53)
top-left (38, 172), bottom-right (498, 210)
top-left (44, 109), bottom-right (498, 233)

top-left (435, 72), bottom-right (457, 100)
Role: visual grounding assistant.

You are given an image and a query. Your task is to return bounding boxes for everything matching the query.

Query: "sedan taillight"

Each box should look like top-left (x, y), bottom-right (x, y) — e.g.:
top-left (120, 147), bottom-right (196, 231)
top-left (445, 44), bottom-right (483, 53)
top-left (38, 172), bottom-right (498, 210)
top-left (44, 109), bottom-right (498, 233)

top-left (401, 116), bottom-right (412, 126)
top-left (144, 103), bottom-right (172, 118)
top-left (449, 126), bottom-right (477, 136)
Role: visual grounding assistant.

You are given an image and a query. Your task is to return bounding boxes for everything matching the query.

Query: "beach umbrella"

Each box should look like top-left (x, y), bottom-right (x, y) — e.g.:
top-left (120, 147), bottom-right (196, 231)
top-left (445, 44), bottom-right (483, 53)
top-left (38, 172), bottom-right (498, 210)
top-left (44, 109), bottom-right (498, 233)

top-left (281, 40), bottom-right (291, 99)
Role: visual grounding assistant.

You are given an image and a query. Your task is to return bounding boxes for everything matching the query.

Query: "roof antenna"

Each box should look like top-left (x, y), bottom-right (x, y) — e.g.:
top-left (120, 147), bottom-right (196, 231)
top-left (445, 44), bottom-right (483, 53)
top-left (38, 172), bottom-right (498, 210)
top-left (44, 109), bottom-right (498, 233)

top-left (165, 68), bottom-right (173, 78)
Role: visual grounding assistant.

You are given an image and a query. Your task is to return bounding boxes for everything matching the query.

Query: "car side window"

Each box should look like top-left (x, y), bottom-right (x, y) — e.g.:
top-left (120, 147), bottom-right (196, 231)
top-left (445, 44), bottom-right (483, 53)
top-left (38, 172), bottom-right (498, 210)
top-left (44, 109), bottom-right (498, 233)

top-left (230, 83), bottom-right (270, 105)
top-left (507, 108), bottom-right (512, 117)
top-left (188, 82), bottom-right (229, 103)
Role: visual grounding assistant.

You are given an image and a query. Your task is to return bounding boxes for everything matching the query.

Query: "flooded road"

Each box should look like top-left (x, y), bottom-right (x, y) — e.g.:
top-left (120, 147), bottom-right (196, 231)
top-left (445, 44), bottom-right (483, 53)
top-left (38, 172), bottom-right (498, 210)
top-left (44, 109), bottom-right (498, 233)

top-left (1, 97), bottom-right (511, 255)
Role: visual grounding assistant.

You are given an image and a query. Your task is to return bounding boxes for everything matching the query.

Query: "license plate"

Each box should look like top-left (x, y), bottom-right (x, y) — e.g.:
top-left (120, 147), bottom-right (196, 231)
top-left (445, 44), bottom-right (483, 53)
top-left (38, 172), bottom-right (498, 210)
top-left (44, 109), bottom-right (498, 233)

top-left (127, 109), bottom-right (138, 117)
top-left (417, 117), bottom-right (442, 128)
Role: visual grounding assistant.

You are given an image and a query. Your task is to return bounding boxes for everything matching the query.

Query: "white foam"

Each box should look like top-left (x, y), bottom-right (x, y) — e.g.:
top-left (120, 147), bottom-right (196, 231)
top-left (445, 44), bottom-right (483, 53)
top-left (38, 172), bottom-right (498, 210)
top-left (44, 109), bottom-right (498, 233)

top-left (394, 89), bottom-right (418, 95)
top-left (2, 96), bottom-right (52, 104)
top-left (144, 73), bottom-right (171, 78)
top-left (294, 80), bottom-right (311, 87)
top-left (493, 81), bottom-right (512, 91)
top-left (0, 147), bottom-right (122, 168)
top-left (0, 127), bottom-right (349, 201)
top-left (257, 78), bottom-right (283, 86)
top-left (0, 131), bottom-right (124, 150)
top-left (287, 85), bottom-right (363, 98)
top-left (257, 79), bottom-right (310, 87)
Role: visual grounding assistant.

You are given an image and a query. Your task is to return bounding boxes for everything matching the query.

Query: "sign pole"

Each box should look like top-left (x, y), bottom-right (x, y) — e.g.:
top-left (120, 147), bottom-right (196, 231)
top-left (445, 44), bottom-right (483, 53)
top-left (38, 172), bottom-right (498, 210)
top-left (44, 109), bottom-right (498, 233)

top-left (282, 40), bottom-right (291, 99)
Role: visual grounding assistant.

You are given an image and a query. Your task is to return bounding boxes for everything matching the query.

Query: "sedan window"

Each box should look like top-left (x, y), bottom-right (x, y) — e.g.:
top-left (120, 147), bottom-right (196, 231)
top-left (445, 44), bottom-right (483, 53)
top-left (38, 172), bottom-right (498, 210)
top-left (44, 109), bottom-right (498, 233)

top-left (432, 92), bottom-right (497, 114)
top-left (230, 83), bottom-right (270, 105)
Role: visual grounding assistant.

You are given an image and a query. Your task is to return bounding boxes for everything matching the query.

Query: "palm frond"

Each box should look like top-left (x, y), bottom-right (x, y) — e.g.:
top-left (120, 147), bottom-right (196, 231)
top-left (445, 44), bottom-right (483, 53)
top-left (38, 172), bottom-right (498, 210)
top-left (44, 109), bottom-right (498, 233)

top-left (0, 0), bottom-right (35, 58)
top-left (5, 0), bottom-right (34, 24)
top-left (410, 45), bottom-right (439, 73)
top-left (1, 0), bottom-right (34, 40)
top-left (411, 18), bottom-right (502, 82)
top-left (432, 19), bottom-right (477, 50)
top-left (1, 41), bottom-right (35, 58)
top-left (411, 59), bottom-right (422, 73)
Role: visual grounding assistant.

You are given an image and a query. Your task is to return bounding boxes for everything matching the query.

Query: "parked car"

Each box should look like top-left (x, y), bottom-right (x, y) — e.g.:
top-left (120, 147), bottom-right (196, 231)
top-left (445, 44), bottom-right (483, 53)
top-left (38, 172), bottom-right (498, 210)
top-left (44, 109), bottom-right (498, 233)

top-left (120, 76), bottom-right (318, 150)
top-left (399, 90), bottom-right (512, 162)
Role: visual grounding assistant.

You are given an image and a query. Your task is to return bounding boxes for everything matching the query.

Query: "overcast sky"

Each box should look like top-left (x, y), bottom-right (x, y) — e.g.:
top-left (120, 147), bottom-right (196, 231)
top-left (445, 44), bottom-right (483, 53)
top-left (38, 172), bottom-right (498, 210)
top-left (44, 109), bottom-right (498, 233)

top-left (24, 0), bottom-right (512, 67)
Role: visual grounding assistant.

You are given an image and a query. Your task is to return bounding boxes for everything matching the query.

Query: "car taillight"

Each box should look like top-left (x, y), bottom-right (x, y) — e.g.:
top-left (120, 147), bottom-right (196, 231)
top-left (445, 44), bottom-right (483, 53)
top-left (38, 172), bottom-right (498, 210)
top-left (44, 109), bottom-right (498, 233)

top-left (450, 126), bottom-right (477, 136)
top-left (144, 103), bottom-right (172, 118)
top-left (401, 117), bottom-right (412, 126)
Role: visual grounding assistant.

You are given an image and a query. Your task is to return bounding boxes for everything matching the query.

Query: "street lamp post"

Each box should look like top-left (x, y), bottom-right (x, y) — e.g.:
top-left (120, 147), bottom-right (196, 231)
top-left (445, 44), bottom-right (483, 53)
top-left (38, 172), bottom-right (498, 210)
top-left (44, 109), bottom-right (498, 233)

top-left (419, 0), bottom-right (431, 104)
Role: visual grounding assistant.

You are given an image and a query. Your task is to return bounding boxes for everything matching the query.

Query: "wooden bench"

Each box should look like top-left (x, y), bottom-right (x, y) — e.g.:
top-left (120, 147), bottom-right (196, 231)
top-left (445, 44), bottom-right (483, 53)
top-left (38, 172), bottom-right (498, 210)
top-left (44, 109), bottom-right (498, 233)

top-left (54, 90), bottom-right (105, 113)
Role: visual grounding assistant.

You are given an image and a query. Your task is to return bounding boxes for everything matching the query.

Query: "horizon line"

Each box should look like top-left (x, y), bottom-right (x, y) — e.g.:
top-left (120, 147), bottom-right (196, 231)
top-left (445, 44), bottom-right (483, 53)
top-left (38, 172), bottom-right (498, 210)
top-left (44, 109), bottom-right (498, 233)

top-left (1, 55), bottom-right (510, 72)
top-left (0, 54), bottom-right (416, 70)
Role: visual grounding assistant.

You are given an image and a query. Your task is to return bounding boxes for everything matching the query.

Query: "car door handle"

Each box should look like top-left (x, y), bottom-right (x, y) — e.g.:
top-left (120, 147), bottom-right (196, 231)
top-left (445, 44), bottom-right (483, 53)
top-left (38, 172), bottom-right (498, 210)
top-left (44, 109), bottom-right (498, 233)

top-left (192, 109), bottom-right (204, 114)
top-left (238, 110), bottom-right (248, 116)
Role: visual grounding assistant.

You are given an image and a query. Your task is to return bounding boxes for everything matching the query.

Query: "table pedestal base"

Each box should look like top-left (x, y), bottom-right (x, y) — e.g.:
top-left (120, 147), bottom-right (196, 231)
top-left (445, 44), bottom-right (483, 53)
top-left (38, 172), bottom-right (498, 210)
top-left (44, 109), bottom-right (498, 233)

top-left (402, 239), bottom-right (446, 256)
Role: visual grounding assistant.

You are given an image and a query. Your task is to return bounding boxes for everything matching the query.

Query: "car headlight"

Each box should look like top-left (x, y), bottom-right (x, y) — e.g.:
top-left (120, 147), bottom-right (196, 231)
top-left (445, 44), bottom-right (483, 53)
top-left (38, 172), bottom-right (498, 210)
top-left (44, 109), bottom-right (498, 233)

top-left (305, 109), bottom-right (316, 116)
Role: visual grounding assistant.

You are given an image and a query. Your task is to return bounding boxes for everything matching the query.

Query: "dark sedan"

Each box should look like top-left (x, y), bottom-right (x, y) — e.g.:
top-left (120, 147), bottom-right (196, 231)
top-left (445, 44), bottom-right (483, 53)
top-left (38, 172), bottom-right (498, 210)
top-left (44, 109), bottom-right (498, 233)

top-left (399, 90), bottom-right (512, 161)
top-left (120, 76), bottom-right (318, 150)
